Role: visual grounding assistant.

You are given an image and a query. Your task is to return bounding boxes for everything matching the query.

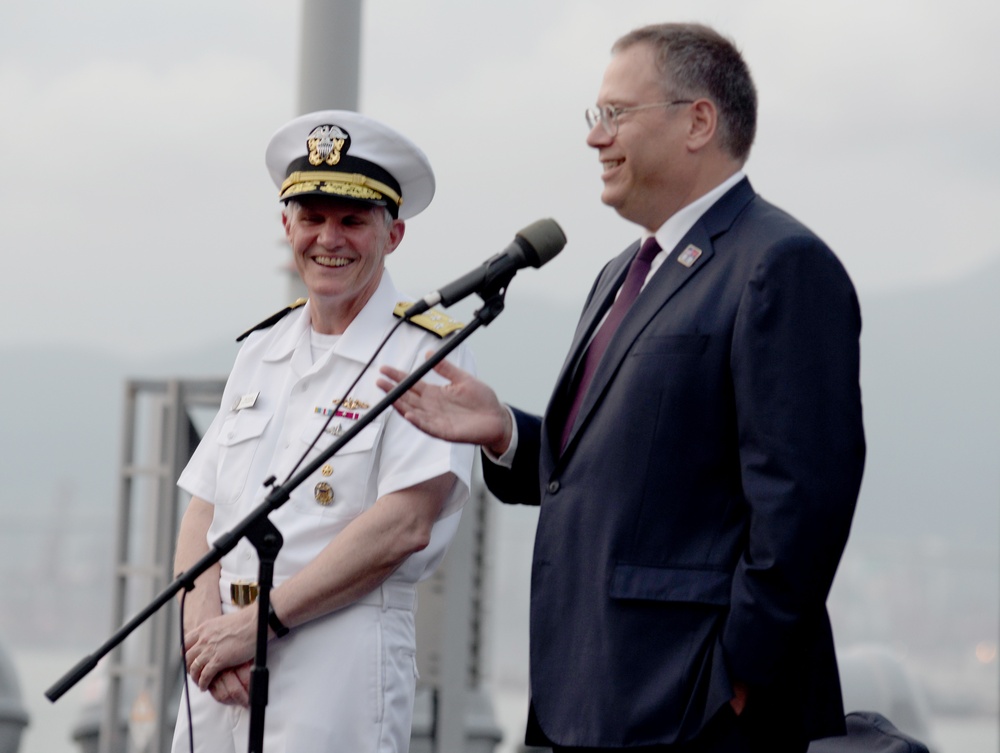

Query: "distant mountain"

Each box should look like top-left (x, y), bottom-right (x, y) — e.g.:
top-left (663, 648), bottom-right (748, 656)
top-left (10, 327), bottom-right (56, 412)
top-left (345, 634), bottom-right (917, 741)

top-left (0, 340), bottom-right (238, 647)
top-left (853, 260), bottom-right (1000, 551)
top-left (0, 340), bottom-right (238, 527)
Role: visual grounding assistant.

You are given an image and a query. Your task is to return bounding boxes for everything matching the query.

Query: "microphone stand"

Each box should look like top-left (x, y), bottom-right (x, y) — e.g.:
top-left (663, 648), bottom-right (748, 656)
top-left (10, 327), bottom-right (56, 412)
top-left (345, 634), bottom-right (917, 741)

top-left (46, 283), bottom-right (511, 753)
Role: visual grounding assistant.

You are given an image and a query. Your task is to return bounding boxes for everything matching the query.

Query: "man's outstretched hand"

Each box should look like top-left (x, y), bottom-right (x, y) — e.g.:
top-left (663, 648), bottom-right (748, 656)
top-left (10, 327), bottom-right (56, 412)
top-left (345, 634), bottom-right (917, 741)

top-left (377, 357), bottom-right (512, 457)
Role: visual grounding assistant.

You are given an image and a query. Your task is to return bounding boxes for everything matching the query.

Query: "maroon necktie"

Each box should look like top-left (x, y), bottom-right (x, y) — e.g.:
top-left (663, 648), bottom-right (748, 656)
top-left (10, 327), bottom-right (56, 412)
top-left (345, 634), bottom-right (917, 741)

top-left (559, 236), bottom-right (662, 451)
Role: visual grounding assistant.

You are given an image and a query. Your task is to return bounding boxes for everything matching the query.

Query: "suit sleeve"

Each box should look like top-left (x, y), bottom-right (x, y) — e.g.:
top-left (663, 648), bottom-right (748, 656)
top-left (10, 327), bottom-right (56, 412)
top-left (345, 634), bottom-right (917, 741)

top-left (481, 407), bottom-right (544, 506)
top-left (722, 234), bottom-right (866, 686)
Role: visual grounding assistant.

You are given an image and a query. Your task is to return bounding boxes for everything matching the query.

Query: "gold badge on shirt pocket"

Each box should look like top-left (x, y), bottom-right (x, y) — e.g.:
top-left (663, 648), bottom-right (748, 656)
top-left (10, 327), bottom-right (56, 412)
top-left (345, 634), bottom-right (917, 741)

top-left (299, 410), bottom-right (380, 515)
top-left (314, 481), bottom-right (335, 506)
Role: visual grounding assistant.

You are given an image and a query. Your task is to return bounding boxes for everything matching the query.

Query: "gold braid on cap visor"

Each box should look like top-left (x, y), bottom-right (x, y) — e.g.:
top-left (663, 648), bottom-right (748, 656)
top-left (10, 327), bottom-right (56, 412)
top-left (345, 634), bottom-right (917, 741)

top-left (279, 170), bottom-right (402, 208)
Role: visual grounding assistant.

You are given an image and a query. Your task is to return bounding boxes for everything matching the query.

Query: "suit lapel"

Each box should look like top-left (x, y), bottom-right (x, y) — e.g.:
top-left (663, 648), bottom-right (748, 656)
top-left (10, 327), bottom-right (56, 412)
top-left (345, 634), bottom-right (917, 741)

top-left (542, 245), bottom-right (634, 453)
top-left (554, 178), bottom-right (756, 459)
top-left (559, 246), bottom-right (636, 388)
top-left (559, 228), bottom-right (715, 455)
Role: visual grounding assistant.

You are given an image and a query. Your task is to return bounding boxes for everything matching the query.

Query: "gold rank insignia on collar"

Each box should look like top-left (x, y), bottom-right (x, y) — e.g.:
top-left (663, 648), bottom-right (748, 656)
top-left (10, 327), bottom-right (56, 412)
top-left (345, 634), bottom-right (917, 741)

top-left (393, 302), bottom-right (465, 338)
top-left (236, 298), bottom-right (308, 342)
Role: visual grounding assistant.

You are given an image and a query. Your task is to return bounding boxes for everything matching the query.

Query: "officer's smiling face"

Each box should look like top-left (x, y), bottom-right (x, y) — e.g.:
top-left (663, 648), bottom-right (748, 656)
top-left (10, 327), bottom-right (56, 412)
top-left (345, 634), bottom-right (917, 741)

top-left (283, 197), bottom-right (405, 333)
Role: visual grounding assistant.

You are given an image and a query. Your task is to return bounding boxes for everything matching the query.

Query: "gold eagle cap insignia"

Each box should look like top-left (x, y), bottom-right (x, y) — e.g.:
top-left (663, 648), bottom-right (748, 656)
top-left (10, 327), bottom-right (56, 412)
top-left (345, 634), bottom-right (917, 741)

top-left (307, 124), bottom-right (349, 167)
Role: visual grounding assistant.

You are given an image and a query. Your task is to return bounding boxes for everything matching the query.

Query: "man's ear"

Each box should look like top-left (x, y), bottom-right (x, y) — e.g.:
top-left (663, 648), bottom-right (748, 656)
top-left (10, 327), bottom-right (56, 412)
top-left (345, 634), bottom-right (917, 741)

top-left (687, 99), bottom-right (718, 152)
top-left (384, 220), bottom-right (406, 257)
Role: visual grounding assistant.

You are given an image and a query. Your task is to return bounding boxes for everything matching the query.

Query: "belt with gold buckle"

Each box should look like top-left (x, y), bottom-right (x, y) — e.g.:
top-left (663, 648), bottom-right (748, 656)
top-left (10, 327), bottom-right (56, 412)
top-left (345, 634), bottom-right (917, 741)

top-left (230, 581), bottom-right (259, 607)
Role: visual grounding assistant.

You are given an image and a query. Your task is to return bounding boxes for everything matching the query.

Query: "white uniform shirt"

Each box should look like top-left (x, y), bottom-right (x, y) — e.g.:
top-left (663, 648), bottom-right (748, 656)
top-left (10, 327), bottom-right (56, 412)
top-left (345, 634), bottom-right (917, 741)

top-left (172, 271), bottom-right (474, 753)
top-left (179, 271), bottom-right (474, 590)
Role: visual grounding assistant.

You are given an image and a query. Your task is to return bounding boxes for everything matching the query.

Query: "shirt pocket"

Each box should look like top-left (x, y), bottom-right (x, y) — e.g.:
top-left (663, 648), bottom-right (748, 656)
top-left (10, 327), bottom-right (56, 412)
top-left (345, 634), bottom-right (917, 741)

top-left (288, 416), bottom-right (383, 520)
top-left (214, 409), bottom-right (273, 506)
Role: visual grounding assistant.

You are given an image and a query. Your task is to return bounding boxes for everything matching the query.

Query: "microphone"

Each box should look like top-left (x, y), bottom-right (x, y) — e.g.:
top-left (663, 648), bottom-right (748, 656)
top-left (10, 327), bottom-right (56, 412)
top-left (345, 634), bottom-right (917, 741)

top-left (403, 218), bottom-right (566, 317)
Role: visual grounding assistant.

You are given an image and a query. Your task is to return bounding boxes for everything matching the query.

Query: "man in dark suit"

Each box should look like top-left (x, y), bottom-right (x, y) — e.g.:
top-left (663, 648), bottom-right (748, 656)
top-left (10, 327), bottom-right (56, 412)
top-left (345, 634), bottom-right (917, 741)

top-left (379, 22), bottom-right (865, 753)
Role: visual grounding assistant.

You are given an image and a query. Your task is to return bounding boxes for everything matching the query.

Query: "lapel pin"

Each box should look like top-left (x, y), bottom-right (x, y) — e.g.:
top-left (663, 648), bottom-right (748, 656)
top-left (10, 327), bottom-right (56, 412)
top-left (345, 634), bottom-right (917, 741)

top-left (677, 244), bottom-right (703, 268)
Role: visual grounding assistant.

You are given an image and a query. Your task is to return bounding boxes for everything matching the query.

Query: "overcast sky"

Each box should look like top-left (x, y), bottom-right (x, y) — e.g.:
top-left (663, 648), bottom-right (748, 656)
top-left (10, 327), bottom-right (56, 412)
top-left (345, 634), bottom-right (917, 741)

top-left (1, 0), bottom-right (998, 357)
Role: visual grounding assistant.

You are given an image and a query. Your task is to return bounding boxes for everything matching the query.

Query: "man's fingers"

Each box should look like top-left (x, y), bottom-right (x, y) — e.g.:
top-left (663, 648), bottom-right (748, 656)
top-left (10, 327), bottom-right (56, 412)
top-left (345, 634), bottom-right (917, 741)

top-left (379, 357), bottom-right (467, 391)
top-left (209, 670), bottom-right (250, 707)
top-left (197, 667), bottom-right (215, 691)
top-left (235, 661), bottom-right (253, 692)
top-left (187, 651), bottom-right (206, 683)
top-left (194, 654), bottom-right (220, 690)
top-left (427, 353), bottom-right (466, 383)
top-left (378, 365), bottom-right (407, 384)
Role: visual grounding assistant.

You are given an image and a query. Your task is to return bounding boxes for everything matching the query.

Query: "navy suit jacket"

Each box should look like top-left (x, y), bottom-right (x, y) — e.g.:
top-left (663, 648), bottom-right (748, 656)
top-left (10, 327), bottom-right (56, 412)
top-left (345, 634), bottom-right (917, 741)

top-left (484, 178), bottom-right (865, 748)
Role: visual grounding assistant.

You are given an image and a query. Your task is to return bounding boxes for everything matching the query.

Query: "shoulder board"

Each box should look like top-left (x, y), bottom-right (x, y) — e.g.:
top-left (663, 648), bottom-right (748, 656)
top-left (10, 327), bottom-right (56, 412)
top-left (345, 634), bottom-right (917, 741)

top-left (393, 302), bottom-right (465, 338)
top-left (236, 298), bottom-right (308, 342)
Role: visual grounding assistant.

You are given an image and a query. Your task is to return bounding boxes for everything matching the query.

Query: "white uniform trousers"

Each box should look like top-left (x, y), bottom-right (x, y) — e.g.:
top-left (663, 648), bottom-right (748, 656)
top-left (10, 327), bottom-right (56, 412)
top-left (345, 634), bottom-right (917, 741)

top-left (172, 582), bottom-right (419, 753)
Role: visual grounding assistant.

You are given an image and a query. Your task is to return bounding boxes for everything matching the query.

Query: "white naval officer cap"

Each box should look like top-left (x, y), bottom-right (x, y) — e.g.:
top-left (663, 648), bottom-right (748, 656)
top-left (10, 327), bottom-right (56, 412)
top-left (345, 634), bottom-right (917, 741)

top-left (265, 110), bottom-right (435, 220)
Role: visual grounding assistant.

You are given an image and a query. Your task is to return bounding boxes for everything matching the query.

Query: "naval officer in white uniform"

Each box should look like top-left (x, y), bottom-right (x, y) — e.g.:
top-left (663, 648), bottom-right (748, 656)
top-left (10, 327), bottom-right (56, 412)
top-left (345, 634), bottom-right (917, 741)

top-left (171, 110), bottom-right (475, 753)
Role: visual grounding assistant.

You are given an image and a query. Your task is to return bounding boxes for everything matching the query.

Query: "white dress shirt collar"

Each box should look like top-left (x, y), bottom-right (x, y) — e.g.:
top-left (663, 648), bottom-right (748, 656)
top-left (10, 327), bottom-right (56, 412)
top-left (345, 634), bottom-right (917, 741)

top-left (643, 170), bottom-right (746, 279)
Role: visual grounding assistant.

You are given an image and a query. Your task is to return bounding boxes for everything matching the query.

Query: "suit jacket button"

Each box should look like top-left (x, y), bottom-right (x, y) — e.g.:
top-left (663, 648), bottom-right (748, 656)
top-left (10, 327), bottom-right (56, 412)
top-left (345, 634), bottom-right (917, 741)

top-left (547, 480), bottom-right (560, 494)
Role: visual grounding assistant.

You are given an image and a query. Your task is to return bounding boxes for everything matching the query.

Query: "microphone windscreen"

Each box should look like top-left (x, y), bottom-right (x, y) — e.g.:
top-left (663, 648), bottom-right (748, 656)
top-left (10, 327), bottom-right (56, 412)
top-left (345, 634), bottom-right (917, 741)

top-left (515, 218), bottom-right (567, 267)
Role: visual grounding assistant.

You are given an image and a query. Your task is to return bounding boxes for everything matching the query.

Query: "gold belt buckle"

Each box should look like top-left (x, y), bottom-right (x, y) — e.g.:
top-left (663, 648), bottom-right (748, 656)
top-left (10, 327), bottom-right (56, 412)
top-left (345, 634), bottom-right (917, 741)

top-left (230, 581), bottom-right (259, 607)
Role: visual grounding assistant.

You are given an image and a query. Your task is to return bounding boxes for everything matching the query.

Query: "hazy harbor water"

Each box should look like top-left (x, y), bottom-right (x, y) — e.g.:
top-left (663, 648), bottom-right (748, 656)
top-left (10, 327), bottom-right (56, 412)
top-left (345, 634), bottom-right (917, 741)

top-left (11, 648), bottom-right (997, 753)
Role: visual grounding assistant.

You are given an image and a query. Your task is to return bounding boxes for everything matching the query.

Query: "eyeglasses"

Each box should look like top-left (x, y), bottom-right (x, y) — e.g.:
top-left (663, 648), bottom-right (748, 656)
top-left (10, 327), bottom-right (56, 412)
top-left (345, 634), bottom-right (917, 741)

top-left (585, 100), bottom-right (694, 137)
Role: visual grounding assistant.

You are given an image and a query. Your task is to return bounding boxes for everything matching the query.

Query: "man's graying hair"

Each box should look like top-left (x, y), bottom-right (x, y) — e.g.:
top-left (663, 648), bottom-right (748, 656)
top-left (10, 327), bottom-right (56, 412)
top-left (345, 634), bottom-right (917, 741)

top-left (283, 200), bottom-right (395, 229)
top-left (613, 23), bottom-right (758, 162)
